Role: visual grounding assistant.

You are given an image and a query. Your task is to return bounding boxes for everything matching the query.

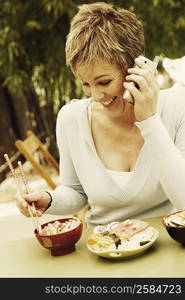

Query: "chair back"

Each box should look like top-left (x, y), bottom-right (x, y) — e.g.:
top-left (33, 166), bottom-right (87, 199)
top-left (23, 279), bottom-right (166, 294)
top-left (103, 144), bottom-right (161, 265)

top-left (15, 131), bottom-right (59, 189)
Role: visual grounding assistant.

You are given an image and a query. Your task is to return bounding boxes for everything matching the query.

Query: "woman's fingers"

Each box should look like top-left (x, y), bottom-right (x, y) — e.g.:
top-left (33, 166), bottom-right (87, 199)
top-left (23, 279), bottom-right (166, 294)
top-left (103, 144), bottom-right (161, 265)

top-left (124, 56), bottom-right (160, 106)
top-left (127, 56), bottom-right (158, 88)
top-left (16, 191), bottom-right (28, 209)
top-left (24, 191), bottom-right (43, 203)
top-left (127, 67), bottom-right (157, 89)
top-left (123, 56), bottom-right (159, 121)
top-left (125, 73), bottom-right (148, 93)
top-left (123, 82), bottom-right (142, 100)
top-left (16, 198), bottom-right (30, 217)
top-left (17, 201), bottom-right (42, 217)
top-left (16, 190), bottom-right (51, 217)
top-left (15, 191), bottom-right (42, 217)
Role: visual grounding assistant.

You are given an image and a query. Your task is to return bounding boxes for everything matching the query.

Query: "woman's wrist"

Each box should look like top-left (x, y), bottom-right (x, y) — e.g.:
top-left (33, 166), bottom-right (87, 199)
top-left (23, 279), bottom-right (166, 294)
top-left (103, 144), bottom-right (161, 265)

top-left (135, 112), bottom-right (158, 124)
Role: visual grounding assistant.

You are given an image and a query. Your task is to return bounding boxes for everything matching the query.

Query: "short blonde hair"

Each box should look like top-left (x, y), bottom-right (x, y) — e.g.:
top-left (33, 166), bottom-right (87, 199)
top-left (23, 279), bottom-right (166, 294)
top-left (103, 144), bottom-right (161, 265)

top-left (65, 2), bottom-right (145, 74)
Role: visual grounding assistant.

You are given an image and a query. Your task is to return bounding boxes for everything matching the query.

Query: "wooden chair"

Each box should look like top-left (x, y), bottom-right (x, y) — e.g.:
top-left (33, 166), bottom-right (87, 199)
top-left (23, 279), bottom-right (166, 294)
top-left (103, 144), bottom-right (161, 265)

top-left (15, 130), bottom-right (59, 189)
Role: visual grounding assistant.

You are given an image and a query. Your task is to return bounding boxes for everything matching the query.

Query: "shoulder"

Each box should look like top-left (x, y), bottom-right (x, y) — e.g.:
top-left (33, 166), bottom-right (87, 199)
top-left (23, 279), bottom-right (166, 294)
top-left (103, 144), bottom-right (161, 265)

top-left (159, 83), bottom-right (185, 105)
top-left (158, 84), bottom-right (185, 116)
top-left (57, 98), bottom-right (91, 124)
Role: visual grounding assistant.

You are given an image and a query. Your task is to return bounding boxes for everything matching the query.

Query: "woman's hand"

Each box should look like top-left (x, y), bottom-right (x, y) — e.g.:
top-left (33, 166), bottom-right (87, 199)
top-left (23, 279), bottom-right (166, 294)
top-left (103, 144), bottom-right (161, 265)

top-left (123, 56), bottom-right (160, 121)
top-left (16, 190), bottom-right (52, 217)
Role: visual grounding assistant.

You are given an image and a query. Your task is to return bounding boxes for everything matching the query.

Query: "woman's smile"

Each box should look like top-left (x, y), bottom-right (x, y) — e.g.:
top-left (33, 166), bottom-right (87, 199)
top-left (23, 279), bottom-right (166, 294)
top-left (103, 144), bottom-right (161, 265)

top-left (102, 96), bottom-right (117, 106)
top-left (76, 59), bottom-right (126, 109)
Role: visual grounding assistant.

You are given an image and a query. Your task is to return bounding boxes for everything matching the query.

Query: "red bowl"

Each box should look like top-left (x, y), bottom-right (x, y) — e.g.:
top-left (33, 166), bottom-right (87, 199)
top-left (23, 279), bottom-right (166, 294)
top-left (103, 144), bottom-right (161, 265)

top-left (34, 217), bottom-right (83, 256)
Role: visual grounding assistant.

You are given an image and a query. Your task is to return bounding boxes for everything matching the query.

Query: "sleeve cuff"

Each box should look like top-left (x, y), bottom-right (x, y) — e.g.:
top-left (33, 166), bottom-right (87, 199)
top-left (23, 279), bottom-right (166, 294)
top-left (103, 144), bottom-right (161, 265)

top-left (135, 113), bottom-right (159, 129)
top-left (43, 191), bottom-right (53, 213)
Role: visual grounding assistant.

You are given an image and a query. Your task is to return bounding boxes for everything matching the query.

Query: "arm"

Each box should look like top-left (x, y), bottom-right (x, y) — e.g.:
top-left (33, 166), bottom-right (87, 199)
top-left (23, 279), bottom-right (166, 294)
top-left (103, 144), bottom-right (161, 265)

top-left (124, 56), bottom-right (185, 210)
top-left (46, 106), bottom-right (88, 215)
top-left (135, 112), bottom-right (185, 210)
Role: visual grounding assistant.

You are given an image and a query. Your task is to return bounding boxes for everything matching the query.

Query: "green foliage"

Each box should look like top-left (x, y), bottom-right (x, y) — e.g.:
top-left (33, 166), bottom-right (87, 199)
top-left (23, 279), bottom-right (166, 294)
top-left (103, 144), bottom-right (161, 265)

top-left (0, 0), bottom-right (184, 112)
top-left (107, 0), bottom-right (185, 59)
top-left (0, 0), bottom-right (77, 113)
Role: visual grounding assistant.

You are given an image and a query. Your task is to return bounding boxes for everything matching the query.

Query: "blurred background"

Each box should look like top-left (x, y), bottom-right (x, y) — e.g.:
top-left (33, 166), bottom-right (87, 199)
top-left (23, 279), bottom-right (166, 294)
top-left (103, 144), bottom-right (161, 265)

top-left (0, 0), bottom-right (185, 214)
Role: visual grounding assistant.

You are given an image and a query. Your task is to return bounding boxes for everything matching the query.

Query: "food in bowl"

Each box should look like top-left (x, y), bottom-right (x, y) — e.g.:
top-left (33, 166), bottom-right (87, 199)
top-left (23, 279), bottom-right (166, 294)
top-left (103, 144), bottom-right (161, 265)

top-left (34, 217), bottom-right (83, 256)
top-left (87, 219), bottom-right (158, 258)
top-left (40, 218), bottom-right (80, 235)
top-left (163, 210), bottom-right (185, 245)
top-left (163, 210), bottom-right (185, 227)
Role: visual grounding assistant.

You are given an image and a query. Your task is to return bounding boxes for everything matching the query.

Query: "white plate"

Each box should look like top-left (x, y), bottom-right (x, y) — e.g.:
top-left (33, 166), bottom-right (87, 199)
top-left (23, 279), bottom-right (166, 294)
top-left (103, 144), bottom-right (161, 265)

top-left (87, 227), bottom-right (159, 259)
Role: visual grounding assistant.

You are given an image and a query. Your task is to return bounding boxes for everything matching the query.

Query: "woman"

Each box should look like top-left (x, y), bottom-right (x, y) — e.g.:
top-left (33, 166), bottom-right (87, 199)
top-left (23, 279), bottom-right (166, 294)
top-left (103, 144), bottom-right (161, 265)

top-left (16, 2), bottom-right (185, 226)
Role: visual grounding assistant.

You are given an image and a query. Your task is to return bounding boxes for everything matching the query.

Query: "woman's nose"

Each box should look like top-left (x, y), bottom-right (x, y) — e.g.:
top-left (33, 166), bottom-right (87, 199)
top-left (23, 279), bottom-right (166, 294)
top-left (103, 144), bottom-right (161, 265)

top-left (91, 88), bottom-right (104, 102)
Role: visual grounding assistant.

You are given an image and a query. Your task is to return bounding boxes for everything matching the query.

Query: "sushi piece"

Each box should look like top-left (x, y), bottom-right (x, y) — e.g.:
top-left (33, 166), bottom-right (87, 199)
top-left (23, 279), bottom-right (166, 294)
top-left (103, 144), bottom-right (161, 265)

top-left (113, 219), bottom-right (149, 237)
top-left (87, 233), bottom-right (116, 251)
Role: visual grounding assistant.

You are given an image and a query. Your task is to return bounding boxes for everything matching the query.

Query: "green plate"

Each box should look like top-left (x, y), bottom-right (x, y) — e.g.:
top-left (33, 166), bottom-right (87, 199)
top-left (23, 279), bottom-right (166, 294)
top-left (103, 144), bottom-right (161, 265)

top-left (87, 227), bottom-right (159, 259)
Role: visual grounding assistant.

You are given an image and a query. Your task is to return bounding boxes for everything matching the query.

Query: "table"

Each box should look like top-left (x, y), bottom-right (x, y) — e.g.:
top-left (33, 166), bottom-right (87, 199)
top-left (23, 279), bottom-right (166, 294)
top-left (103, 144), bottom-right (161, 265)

top-left (0, 213), bottom-right (185, 278)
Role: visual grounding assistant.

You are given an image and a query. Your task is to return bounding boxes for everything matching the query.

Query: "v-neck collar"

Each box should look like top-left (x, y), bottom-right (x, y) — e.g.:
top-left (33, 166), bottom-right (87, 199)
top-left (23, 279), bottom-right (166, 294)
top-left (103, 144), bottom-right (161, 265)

top-left (76, 98), bottom-right (152, 202)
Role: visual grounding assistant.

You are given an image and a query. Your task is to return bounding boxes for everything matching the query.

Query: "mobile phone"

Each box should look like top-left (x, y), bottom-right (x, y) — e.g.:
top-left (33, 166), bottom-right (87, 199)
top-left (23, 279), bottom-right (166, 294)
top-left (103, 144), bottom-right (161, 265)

top-left (123, 56), bottom-right (159, 105)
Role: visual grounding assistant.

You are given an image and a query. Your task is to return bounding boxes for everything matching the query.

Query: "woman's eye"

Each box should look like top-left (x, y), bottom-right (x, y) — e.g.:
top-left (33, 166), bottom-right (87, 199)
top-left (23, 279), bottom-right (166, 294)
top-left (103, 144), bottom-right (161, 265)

top-left (82, 83), bottom-right (89, 87)
top-left (82, 80), bottom-right (112, 87)
top-left (99, 80), bottom-right (112, 86)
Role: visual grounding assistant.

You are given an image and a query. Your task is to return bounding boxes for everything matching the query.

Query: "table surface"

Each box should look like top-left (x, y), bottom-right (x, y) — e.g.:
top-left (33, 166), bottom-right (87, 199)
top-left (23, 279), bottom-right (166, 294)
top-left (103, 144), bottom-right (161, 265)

top-left (0, 213), bottom-right (185, 278)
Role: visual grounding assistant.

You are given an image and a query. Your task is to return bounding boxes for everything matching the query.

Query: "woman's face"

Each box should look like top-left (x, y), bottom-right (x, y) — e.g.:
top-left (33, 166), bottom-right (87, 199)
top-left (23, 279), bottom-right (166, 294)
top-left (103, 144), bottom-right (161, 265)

top-left (76, 60), bottom-right (125, 108)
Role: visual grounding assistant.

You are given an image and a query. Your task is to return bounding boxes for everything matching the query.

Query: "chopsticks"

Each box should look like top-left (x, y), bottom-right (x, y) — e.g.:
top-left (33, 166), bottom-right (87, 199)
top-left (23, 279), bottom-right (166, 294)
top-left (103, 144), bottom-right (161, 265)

top-left (18, 160), bottom-right (42, 233)
top-left (4, 154), bottom-right (42, 233)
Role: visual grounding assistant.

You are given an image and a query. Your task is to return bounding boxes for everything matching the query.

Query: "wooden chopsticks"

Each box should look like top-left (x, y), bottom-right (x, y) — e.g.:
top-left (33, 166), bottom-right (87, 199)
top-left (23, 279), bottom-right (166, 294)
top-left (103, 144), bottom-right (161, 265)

top-left (4, 154), bottom-right (42, 233)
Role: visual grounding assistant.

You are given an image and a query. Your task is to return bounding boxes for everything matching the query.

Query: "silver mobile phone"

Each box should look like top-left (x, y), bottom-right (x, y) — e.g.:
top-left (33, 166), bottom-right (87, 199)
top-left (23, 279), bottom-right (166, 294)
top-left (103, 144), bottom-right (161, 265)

top-left (123, 56), bottom-right (159, 105)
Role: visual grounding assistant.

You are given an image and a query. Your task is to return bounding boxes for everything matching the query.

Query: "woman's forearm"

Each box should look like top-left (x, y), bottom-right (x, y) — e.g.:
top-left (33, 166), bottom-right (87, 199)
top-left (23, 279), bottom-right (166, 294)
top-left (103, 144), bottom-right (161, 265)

top-left (45, 184), bottom-right (88, 215)
top-left (136, 113), bottom-right (185, 209)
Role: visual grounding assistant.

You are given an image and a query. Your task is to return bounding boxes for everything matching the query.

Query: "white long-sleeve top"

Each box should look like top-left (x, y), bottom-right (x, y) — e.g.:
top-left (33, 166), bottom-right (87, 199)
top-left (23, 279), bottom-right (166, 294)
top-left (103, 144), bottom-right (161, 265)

top-left (46, 83), bottom-right (185, 225)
